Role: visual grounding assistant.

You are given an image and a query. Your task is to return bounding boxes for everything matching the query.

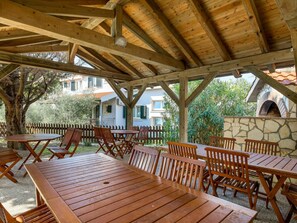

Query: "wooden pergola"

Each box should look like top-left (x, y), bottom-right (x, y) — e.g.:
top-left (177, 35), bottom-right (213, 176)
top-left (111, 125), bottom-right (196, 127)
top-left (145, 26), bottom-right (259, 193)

top-left (0, 0), bottom-right (296, 141)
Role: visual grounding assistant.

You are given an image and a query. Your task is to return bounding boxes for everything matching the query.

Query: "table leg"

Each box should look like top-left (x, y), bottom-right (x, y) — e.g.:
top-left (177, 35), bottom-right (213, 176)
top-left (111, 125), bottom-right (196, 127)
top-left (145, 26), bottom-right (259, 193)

top-left (18, 141), bottom-right (40, 170)
top-left (257, 171), bottom-right (287, 223)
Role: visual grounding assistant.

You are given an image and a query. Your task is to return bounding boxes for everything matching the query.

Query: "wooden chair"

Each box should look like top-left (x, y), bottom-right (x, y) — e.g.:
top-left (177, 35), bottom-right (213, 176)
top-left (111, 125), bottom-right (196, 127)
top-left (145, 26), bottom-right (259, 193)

top-left (281, 183), bottom-right (297, 222)
top-left (130, 126), bottom-right (149, 146)
top-left (158, 153), bottom-right (206, 191)
top-left (100, 128), bottom-right (125, 158)
top-left (0, 150), bottom-right (21, 183)
top-left (167, 141), bottom-right (197, 159)
top-left (244, 138), bottom-right (278, 207)
top-left (0, 202), bottom-right (57, 223)
top-left (209, 136), bottom-right (236, 150)
top-left (205, 147), bottom-right (259, 210)
top-left (94, 127), bottom-right (106, 153)
top-left (48, 129), bottom-right (82, 159)
top-left (128, 145), bottom-right (161, 174)
top-left (47, 128), bottom-right (74, 160)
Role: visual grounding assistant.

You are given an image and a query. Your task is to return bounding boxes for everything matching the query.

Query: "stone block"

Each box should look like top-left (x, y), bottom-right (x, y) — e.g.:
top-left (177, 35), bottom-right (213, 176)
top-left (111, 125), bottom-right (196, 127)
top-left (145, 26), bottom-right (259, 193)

top-left (256, 119), bottom-right (264, 130)
top-left (264, 120), bottom-right (279, 133)
top-left (268, 133), bottom-right (280, 142)
top-left (240, 118), bottom-right (249, 125)
top-left (248, 128), bottom-right (263, 140)
top-left (279, 139), bottom-right (296, 150)
top-left (289, 121), bottom-right (297, 132)
top-left (224, 123), bottom-right (231, 130)
top-left (292, 132), bottom-right (297, 140)
top-left (279, 125), bottom-right (290, 139)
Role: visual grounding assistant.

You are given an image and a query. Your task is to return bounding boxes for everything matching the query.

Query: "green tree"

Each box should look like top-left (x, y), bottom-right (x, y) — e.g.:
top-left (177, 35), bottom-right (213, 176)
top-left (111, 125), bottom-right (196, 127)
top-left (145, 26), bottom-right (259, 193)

top-left (163, 79), bottom-right (256, 144)
top-left (0, 53), bottom-right (67, 148)
top-left (26, 94), bottom-right (95, 124)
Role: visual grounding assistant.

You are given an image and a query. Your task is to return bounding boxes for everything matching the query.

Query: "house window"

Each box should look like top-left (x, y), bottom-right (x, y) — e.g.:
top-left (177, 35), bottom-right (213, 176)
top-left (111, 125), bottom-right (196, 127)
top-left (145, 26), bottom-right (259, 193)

top-left (153, 117), bottom-right (163, 126)
top-left (95, 78), bottom-right (103, 87)
top-left (133, 105), bottom-right (147, 119)
top-left (153, 100), bottom-right (164, 110)
top-left (88, 77), bottom-right (93, 88)
top-left (70, 81), bottom-right (76, 91)
top-left (63, 82), bottom-right (68, 88)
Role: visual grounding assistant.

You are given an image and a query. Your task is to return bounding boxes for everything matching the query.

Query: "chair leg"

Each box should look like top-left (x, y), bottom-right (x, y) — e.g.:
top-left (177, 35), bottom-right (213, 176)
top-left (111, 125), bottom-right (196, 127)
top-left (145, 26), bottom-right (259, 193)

top-left (285, 204), bottom-right (296, 223)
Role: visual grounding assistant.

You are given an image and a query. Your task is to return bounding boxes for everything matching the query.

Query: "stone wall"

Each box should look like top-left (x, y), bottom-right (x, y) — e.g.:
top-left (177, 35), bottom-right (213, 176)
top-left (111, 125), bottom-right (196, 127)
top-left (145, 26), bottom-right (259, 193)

top-left (224, 117), bottom-right (297, 157)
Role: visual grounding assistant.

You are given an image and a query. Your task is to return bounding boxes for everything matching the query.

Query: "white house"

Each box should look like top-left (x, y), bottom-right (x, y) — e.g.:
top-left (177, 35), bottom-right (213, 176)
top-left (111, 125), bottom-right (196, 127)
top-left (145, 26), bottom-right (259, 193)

top-left (100, 87), bottom-right (165, 127)
top-left (60, 75), bottom-right (166, 126)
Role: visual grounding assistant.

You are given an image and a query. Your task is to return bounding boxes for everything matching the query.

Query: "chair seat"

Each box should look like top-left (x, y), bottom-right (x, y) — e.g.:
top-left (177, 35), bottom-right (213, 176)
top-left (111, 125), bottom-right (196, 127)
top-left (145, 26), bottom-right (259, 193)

top-left (47, 146), bottom-right (66, 151)
top-left (0, 150), bottom-right (22, 183)
top-left (48, 148), bottom-right (71, 154)
top-left (215, 176), bottom-right (259, 193)
top-left (15, 204), bottom-right (57, 223)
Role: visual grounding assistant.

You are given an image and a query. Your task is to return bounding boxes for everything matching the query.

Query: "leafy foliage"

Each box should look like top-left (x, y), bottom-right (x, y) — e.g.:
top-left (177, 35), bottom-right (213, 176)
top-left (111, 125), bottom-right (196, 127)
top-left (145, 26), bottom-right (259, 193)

top-left (26, 94), bottom-right (95, 124)
top-left (163, 78), bottom-right (256, 144)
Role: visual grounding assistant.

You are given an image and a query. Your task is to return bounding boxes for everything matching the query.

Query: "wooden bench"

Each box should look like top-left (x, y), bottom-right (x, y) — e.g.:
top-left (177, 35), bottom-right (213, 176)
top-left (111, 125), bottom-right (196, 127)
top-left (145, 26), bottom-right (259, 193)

top-left (0, 149), bottom-right (21, 183)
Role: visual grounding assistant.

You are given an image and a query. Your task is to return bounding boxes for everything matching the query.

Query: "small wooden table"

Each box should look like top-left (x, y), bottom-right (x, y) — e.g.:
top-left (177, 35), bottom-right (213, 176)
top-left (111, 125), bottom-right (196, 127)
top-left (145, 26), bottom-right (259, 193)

top-left (25, 153), bottom-right (256, 223)
top-left (195, 143), bottom-right (297, 223)
top-left (6, 134), bottom-right (61, 170)
top-left (111, 129), bottom-right (139, 153)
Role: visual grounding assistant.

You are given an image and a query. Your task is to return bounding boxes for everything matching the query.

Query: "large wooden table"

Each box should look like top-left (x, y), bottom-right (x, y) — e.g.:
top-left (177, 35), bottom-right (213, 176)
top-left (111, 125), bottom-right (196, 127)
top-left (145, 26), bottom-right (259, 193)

top-left (196, 144), bottom-right (297, 223)
top-left (25, 153), bottom-right (256, 223)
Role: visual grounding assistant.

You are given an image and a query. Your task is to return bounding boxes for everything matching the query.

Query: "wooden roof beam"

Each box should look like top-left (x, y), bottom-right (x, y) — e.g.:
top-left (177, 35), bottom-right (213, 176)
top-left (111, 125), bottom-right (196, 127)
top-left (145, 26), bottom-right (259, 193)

top-left (0, 0), bottom-right (184, 70)
top-left (139, 0), bottom-right (203, 66)
top-left (0, 45), bottom-right (68, 53)
top-left (11, 0), bottom-right (115, 19)
top-left (121, 49), bottom-right (294, 87)
top-left (275, 0), bottom-right (297, 75)
top-left (245, 66), bottom-right (297, 104)
top-left (188, 0), bottom-right (241, 77)
top-left (0, 64), bottom-right (19, 80)
top-left (0, 51), bottom-right (132, 81)
top-left (0, 36), bottom-right (58, 47)
top-left (122, 13), bottom-right (171, 57)
top-left (0, 28), bottom-right (38, 41)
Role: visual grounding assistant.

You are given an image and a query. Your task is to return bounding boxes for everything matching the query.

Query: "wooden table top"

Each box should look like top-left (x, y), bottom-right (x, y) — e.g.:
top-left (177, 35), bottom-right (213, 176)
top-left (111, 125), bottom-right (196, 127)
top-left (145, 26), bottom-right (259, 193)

top-left (196, 144), bottom-right (297, 178)
top-left (111, 129), bottom-right (139, 134)
top-left (5, 134), bottom-right (61, 142)
top-left (25, 153), bottom-right (256, 223)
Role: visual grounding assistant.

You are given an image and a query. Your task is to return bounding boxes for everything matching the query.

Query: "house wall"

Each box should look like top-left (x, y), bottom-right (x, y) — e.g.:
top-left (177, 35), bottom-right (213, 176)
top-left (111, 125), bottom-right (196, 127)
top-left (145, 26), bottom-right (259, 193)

top-left (224, 117), bottom-right (297, 157)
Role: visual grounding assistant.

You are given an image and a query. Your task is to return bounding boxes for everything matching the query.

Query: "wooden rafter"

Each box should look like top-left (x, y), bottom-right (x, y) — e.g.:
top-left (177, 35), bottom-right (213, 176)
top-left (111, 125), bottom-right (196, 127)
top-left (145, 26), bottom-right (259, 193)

top-left (106, 79), bottom-right (129, 106)
top-left (122, 13), bottom-right (170, 57)
top-left (188, 0), bottom-right (241, 77)
top-left (130, 84), bottom-right (147, 108)
top-left (0, 45), bottom-right (68, 53)
top-left (0, 0), bottom-right (184, 70)
top-left (245, 66), bottom-right (297, 104)
top-left (242, 0), bottom-right (269, 53)
top-left (11, 0), bottom-right (115, 19)
top-left (0, 28), bottom-right (38, 41)
top-left (139, 0), bottom-right (203, 66)
top-left (0, 51), bottom-right (131, 81)
top-left (0, 64), bottom-right (20, 79)
top-left (122, 49), bottom-right (294, 87)
top-left (111, 55), bottom-right (144, 79)
top-left (0, 36), bottom-right (58, 47)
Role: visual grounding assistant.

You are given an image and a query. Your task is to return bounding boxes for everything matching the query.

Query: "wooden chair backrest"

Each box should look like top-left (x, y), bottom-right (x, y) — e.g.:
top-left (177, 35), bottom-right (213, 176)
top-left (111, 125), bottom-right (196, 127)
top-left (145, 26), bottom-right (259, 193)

top-left (128, 145), bottom-right (161, 174)
top-left (100, 127), bottom-right (115, 144)
top-left (209, 136), bottom-right (236, 150)
top-left (61, 128), bottom-right (75, 148)
top-left (205, 147), bottom-right (251, 189)
top-left (167, 141), bottom-right (198, 159)
top-left (94, 127), bottom-right (103, 140)
top-left (137, 127), bottom-right (149, 141)
top-left (158, 153), bottom-right (206, 190)
top-left (68, 129), bottom-right (82, 156)
top-left (0, 203), bottom-right (14, 223)
top-left (244, 139), bottom-right (278, 155)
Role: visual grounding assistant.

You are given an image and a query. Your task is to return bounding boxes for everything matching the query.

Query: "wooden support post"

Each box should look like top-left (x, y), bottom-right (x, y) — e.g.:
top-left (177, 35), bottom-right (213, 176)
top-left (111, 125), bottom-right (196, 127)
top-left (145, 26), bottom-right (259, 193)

top-left (126, 86), bottom-right (133, 130)
top-left (179, 77), bottom-right (188, 142)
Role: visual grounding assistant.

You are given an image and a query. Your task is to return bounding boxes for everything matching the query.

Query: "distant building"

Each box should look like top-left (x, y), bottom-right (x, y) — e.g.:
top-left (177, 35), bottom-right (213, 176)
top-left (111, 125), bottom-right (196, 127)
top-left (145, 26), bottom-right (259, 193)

top-left (60, 75), bottom-right (166, 126)
top-left (246, 68), bottom-right (297, 118)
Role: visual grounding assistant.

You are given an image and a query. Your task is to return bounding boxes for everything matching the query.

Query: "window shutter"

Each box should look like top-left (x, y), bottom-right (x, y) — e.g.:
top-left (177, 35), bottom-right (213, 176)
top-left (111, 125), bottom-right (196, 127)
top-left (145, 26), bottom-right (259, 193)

top-left (123, 106), bottom-right (127, 118)
top-left (140, 106), bottom-right (147, 119)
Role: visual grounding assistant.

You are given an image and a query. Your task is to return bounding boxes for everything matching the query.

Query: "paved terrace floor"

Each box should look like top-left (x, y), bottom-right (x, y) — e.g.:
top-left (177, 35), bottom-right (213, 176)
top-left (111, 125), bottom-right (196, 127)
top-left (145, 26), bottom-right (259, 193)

top-left (0, 149), bottom-right (296, 223)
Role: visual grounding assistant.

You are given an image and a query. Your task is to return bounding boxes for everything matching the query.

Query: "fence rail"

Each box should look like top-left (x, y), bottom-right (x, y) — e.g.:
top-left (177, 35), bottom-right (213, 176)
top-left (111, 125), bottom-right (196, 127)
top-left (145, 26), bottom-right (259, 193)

top-left (0, 122), bottom-right (179, 145)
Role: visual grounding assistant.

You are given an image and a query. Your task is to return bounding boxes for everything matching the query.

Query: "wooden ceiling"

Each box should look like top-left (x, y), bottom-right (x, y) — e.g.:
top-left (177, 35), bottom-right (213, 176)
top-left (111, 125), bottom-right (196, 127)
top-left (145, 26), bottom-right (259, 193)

top-left (0, 0), bottom-right (296, 89)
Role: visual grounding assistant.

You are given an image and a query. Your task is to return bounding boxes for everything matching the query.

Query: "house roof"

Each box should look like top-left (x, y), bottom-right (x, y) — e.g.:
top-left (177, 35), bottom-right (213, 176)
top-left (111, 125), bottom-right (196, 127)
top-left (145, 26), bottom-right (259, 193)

top-left (246, 70), bottom-right (297, 102)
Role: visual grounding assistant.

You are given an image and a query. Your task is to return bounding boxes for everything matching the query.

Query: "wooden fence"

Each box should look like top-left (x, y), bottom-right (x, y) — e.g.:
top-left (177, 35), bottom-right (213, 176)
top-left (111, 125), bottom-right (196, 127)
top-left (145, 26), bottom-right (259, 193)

top-left (0, 122), bottom-right (179, 145)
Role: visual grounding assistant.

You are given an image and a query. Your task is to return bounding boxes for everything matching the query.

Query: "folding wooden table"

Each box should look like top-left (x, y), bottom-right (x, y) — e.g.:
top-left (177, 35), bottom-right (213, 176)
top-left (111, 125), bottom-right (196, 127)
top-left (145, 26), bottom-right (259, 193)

top-left (195, 143), bottom-right (297, 223)
top-left (6, 134), bottom-right (61, 170)
top-left (25, 153), bottom-right (256, 223)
